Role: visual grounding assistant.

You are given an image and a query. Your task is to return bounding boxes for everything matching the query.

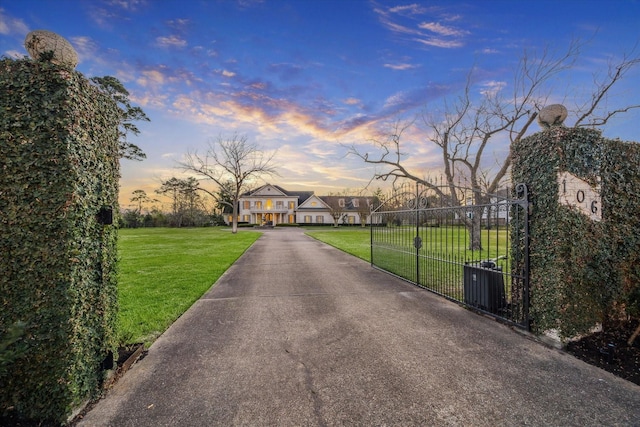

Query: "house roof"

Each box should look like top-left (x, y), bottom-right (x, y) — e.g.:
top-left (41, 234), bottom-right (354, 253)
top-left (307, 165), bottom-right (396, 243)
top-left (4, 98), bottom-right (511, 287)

top-left (282, 190), bottom-right (314, 205)
top-left (240, 185), bottom-right (373, 210)
top-left (298, 195), bottom-right (331, 210)
top-left (319, 196), bottom-right (371, 211)
top-left (242, 184), bottom-right (314, 204)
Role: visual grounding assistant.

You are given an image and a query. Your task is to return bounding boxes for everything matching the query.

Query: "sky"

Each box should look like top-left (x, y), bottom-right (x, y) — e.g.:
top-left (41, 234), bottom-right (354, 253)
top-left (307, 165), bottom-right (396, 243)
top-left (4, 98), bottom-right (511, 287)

top-left (1, 0), bottom-right (639, 210)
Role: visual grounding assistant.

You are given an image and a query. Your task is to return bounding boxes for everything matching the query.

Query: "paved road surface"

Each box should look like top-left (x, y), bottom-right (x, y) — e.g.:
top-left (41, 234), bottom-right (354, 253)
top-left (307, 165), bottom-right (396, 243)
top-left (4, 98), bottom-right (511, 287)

top-left (77, 228), bottom-right (640, 426)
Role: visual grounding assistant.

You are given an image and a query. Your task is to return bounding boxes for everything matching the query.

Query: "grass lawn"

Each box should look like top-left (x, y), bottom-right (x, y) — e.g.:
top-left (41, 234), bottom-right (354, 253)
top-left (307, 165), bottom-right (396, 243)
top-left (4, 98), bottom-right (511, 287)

top-left (307, 225), bottom-right (512, 301)
top-left (117, 227), bottom-right (261, 345)
top-left (305, 227), bottom-right (371, 261)
top-left (118, 225), bottom-right (509, 346)
top-left (306, 225), bottom-right (509, 264)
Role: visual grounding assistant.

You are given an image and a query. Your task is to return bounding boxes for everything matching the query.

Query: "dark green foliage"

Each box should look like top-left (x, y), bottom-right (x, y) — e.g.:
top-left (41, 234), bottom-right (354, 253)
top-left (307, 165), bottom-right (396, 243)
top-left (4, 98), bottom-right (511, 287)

top-left (0, 321), bottom-right (27, 376)
top-left (0, 58), bottom-right (120, 423)
top-left (512, 127), bottom-right (640, 338)
top-left (601, 140), bottom-right (640, 319)
top-left (90, 75), bottom-right (149, 161)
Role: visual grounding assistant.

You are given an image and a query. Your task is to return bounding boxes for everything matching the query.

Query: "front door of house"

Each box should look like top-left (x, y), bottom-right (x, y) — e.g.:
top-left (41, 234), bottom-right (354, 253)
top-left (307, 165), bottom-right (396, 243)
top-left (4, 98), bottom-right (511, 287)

top-left (264, 213), bottom-right (273, 225)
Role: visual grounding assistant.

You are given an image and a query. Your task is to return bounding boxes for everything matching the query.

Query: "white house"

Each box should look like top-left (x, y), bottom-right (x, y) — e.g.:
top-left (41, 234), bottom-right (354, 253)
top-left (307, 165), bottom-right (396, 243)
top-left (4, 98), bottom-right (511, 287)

top-left (234, 184), bottom-right (374, 226)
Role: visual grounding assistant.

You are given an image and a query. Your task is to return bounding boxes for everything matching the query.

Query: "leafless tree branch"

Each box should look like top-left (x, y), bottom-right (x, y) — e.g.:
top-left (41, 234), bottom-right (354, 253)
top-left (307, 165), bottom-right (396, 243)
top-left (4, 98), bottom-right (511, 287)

top-left (350, 37), bottom-right (639, 249)
top-left (574, 49), bottom-right (640, 127)
top-left (179, 134), bottom-right (278, 233)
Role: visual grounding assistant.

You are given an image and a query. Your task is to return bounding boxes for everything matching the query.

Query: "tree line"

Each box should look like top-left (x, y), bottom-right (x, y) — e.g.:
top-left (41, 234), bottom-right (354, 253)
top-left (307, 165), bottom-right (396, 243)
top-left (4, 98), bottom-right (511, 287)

top-left (119, 177), bottom-right (230, 228)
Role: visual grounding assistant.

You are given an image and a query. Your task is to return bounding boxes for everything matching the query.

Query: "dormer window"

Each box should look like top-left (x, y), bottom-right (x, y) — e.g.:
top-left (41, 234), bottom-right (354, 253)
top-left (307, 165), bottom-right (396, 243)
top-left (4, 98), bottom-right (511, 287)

top-left (352, 199), bottom-right (359, 208)
top-left (338, 198), bottom-right (345, 207)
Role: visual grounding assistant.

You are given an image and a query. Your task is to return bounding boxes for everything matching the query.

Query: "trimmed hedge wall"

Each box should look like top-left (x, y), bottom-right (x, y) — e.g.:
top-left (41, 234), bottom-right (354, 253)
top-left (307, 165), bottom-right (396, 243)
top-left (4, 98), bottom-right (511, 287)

top-left (0, 58), bottom-right (120, 423)
top-left (512, 127), bottom-right (640, 338)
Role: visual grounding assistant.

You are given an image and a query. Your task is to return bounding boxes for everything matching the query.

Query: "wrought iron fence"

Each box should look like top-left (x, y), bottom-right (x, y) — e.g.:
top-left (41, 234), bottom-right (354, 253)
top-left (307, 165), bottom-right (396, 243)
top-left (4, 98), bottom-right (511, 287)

top-left (370, 182), bottom-right (530, 329)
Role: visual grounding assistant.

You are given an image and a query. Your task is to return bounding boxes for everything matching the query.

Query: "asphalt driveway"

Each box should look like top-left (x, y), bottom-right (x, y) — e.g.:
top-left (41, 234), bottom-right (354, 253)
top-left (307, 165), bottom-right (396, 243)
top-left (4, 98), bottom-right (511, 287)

top-left (77, 228), bottom-right (640, 426)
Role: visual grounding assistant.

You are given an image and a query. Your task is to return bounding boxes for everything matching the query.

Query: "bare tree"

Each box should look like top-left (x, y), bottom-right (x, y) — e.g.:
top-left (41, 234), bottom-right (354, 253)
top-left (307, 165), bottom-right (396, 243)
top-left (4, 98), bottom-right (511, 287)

top-left (355, 201), bottom-right (370, 227)
top-left (353, 189), bottom-right (379, 227)
top-left (180, 134), bottom-right (278, 233)
top-left (350, 40), bottom-right (639, 250)
top-left (574, 50), bottom-right (640, 127)
top-left (321, 194), bottom-right (348, 227)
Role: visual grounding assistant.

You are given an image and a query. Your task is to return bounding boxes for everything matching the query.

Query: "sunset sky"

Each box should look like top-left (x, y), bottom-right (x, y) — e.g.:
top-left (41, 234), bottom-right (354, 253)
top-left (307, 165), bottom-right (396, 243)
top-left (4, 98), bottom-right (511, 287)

top-left (1, 0), bottom-right (639, 210)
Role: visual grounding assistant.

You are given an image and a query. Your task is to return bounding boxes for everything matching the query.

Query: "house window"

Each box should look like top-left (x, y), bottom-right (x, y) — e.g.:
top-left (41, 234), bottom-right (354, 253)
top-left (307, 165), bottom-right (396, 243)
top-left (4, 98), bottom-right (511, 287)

top-left (266, 199), bottom-right (273, 210)
top-left (304, 215), bottom-right (312, 223)
top-left (243, 215), bottom-right (250, 222)
top-left (338, 198), bottom-right (345, 207)
top-left (288, 214), bottom-right (295, 223)
top-left (276, 201), bottom-right (284, 209)
top-left (348, 215), bottom-right (355, 224)
top-left (352, 199), bottom-right (359, 208)
top-left (255, 201), bottom-right (262, 209)
top-left (243, 201), bottom-right (250, 209)
top-left (289, 201), bottom-right (295, 209)
top-left (316, 215), bottom-right (324, 224)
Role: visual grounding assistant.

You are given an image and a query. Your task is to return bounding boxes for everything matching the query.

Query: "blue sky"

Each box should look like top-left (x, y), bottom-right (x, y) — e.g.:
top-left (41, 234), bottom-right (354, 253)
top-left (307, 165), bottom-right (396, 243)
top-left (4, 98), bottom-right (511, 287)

top-left (1, 0), bottom-right (639, 209)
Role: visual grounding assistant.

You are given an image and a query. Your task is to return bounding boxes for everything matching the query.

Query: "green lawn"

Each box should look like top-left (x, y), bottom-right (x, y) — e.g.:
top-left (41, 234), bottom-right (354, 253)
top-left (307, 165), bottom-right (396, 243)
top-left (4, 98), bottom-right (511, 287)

top-left (308, 225), bottom-right (512, 301)
top-left (305, 227), bottom-right (372, 261)
top-left (306, 225), bottom-right (509, 264)
top-left (117, 227), bottom-right (261, 345)
top-left (118, 225), bottom-right (509, 346)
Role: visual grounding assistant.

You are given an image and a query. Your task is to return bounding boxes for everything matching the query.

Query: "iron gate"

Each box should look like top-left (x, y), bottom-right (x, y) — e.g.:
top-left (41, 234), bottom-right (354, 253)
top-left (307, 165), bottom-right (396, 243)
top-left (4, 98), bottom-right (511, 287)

top-left (370, 182), bottom-right (530, 329)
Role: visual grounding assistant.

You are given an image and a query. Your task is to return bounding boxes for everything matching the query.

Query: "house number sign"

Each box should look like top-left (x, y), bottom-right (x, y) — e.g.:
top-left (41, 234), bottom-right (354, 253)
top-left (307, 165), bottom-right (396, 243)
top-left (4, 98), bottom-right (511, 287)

top-left (558, 171), bottom-right (602, 222)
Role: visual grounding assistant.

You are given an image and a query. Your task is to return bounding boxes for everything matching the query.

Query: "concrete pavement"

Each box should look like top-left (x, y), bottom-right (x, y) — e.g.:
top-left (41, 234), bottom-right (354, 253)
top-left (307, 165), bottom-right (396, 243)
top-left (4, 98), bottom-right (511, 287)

top-left (77, 228), bottom-right (640, 426)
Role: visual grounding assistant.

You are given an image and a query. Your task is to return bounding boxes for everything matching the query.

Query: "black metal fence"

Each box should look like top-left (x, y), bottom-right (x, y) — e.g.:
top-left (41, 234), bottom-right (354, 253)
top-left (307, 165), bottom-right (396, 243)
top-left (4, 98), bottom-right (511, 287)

top-left (370, 182), bottom-right (530, 329)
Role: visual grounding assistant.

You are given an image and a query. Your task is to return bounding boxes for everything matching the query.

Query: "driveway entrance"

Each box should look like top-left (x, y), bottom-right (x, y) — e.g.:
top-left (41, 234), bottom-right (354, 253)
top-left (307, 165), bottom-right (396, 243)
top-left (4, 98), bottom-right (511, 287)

top-left (78, 228), bottom-right (640, 426)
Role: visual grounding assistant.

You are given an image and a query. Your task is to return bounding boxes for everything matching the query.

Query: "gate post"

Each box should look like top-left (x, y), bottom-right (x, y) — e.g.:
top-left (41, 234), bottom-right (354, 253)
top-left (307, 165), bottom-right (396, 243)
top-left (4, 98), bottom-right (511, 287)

top-left (0, 43), bottom-right (120, 423)
top-left (511, 104), bottom-right (640, 340)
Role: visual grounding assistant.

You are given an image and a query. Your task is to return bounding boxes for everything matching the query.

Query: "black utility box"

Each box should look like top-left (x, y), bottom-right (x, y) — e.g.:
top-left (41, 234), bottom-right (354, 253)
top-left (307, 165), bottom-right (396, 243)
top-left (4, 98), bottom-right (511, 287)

top-left (463, 261), bottom-right (506, 313)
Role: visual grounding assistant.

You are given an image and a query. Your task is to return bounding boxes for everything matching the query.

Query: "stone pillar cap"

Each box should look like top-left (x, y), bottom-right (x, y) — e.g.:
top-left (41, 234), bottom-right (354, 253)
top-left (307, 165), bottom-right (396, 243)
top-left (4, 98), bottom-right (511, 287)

top-left (24, 30), bottom-right (78, 68)
top-left (538, 104), bottom-right (568, 129)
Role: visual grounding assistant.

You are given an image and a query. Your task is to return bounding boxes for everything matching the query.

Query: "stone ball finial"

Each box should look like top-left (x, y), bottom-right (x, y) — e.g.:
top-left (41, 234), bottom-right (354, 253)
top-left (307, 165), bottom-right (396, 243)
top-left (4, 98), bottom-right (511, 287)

top-left (537, 104), bottom-right (568, 130)
top-left (24, 30), bottom-right (78, 68)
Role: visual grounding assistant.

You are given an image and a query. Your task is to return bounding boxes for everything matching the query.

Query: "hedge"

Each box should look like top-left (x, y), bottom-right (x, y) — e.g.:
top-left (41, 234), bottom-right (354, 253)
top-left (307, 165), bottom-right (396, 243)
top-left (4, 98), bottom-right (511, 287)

top-left (512, 127), bottom-right (640, 338)
top-left (0, 58), bottom-right (120, 423)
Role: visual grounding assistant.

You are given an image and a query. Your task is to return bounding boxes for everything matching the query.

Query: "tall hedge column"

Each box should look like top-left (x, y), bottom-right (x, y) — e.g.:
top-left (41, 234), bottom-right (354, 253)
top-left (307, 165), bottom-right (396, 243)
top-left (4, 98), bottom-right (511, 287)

top-left (0, 56), bottom-right (120, 423)
top-left (512, 105), bottom-right (640, 340)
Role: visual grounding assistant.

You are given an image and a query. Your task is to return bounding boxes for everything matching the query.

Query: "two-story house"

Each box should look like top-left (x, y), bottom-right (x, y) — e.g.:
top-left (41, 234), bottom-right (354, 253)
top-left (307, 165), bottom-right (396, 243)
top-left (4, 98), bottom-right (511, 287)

top-left (236, 184), bottom-right (312, 226)
top-left (235, 184), bottom-right (374, 226)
